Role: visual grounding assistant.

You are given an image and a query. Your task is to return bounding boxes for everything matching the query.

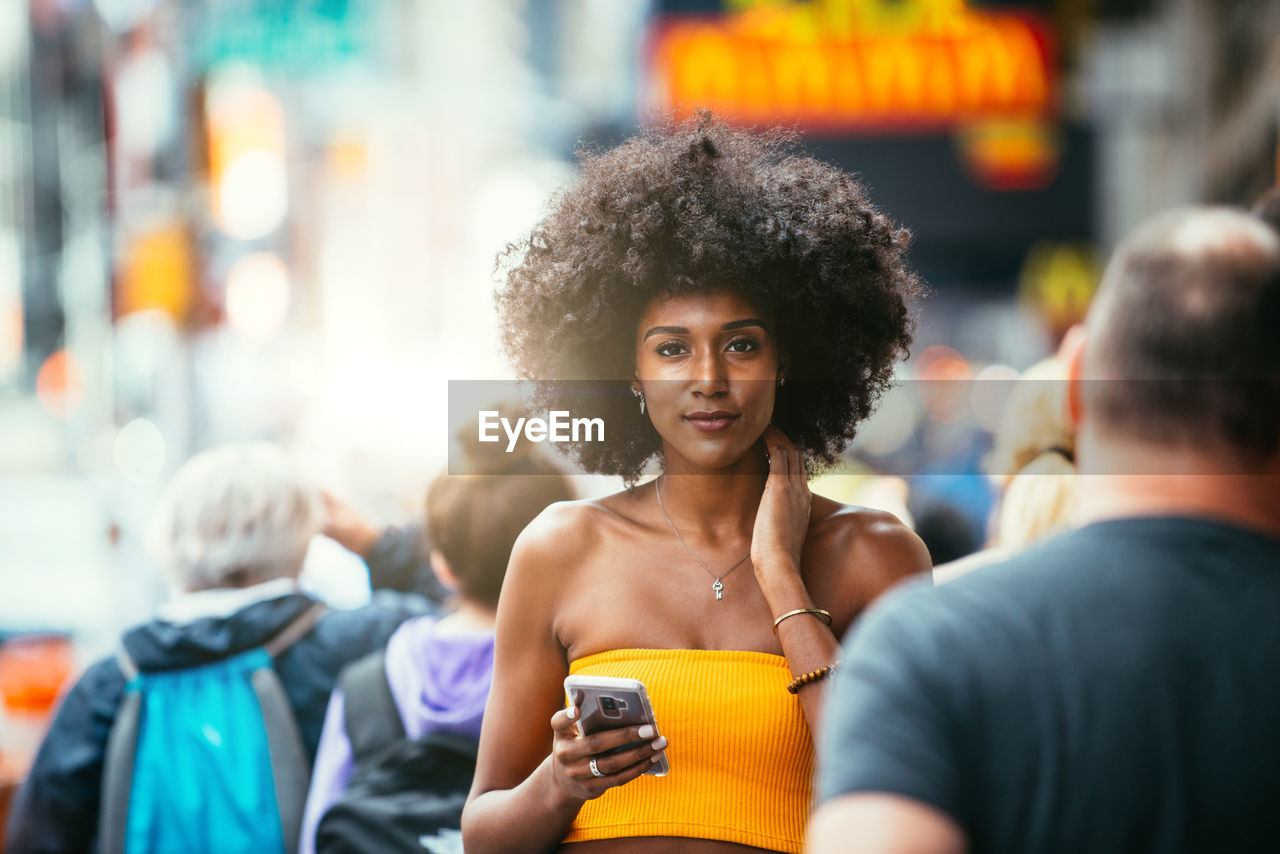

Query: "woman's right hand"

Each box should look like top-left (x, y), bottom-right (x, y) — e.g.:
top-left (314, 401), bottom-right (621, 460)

top-left (547, 705), bottom-right (668, 802)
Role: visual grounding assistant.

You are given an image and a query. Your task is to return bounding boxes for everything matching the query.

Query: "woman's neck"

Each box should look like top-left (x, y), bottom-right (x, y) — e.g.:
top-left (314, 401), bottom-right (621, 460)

top-left (657, 448), bottom-right (769, 538)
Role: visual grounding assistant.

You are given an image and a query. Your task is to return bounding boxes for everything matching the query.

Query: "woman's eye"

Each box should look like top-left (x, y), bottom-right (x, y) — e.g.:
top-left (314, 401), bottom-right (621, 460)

top-left (655, 341), bottom-right (688, 357)
top-left (726, 337), bottom-right (759, 353)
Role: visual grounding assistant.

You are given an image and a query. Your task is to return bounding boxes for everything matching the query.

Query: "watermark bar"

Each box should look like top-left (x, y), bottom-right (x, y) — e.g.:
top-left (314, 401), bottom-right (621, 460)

top-left (447, 379), bottom-right (1278, 477)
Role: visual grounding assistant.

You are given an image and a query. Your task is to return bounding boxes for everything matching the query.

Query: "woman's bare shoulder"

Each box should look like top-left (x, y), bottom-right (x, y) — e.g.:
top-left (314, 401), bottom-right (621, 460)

top-left (811, 495), bottom-right (913, 538)
top-left (509, 490), bottom-right (646, 568)
top-left (496, 499), bottom-right (617, 635)
top-left (807, 495), bottom-right (932, 602)
top-left (499, 491), bottom-right (652, 644)
top-left (512, 499), bottom-right (604, 561)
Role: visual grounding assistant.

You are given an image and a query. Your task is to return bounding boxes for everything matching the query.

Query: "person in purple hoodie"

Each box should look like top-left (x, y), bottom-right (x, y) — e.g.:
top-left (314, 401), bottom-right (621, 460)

top-left (300, 443), bottom-right (575, 854)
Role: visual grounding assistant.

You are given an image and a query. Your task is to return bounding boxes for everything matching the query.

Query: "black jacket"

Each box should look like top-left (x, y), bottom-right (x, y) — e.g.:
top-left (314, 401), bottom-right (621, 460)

top-left (4, 590), bottom-right (433, 854)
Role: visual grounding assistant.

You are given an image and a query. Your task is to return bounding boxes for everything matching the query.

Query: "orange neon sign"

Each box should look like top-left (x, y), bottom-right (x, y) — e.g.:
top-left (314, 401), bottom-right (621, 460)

top-left (649, 0), bottom-right (1055, 131)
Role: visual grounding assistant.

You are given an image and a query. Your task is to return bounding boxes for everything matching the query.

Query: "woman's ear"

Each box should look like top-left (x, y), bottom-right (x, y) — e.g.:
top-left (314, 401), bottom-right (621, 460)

top-left (429, 548), bottom-right (459, 592)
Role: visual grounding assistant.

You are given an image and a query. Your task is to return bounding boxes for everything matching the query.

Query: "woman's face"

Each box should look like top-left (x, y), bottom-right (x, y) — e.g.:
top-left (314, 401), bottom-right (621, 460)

top-left (634, 290), bottom-right (783, 473)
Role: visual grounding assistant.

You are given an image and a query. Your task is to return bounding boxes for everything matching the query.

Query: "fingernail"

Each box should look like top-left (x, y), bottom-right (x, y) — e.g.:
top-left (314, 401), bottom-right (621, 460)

top-left (567, 706), bottom-right (578, 720)
top-left (637, 724), bottom-right (655, 739)
top-left (652, 735), bottom-right (668, 750)
top-left (651, 754), bottom-right (662, 763)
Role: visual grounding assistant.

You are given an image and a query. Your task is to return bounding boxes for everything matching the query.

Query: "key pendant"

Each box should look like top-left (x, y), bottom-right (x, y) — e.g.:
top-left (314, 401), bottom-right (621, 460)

top-left (713, 578), bottom-right (723, 600)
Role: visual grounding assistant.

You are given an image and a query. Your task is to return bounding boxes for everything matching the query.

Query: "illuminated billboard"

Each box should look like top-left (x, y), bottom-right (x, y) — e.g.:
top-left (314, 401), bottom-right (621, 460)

top-left (649, 0), bottom-right (1055, 132)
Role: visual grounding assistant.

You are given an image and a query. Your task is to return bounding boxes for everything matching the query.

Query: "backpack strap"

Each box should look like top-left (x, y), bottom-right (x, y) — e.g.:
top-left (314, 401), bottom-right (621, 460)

top-left (98, 646), bottom-right (143, 854)
top-left (253, 601), bottom-right (327, 854)
top-left (340, 650), bottom-right (407, 763)
top-left (264, 601), bottom-right (327, 659)
top-left (251, 667), bottom-right (308, 854)
top-left (115, 646), bottom-right (139, 683)
top-left (98, 684), bottom-right (142, 854)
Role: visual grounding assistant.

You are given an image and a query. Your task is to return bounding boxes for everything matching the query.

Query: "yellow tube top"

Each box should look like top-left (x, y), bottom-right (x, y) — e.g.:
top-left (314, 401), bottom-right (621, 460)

top-left (564, 648), bottom-right (814, 853)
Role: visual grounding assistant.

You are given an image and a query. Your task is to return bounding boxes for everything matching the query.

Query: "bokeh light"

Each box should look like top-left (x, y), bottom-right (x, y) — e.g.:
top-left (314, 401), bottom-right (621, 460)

top-left (113, 418), bottom-right (167, 484)
top-left (856, 384), bottom-right (922, 457)
top-left (206, 69), bottom-right (288, 241)
top-left (217, 150), bottom-right (289, 240)
top-left (35, 350), bottom-right (86, 419)
top-left (971, 363), bottom-right (1020, 433)
top-left (225, 252), bottom-right (291, 341)
top-left (0, 301), bottom-right (21, 382)
top-left (916, 345), bottom-right (974, 425)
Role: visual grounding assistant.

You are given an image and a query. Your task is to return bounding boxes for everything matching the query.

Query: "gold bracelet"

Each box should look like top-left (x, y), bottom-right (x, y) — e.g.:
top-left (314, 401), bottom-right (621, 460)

top-left (772, 608), bottom-right (832, 635)
top-left (786, 663), bottom-right (838, 695)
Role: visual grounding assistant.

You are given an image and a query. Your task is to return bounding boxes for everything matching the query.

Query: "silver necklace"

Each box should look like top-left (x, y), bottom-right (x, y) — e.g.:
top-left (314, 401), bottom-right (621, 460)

top-left (654, 476), bottom-right (751, 601)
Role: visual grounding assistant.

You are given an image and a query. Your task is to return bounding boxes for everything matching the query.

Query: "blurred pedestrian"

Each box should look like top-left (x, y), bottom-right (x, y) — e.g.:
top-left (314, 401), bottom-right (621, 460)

top-left (908, 500), bottom-right (980, 566)
top-left (302, 443), bottom-right (574, 854)
top-left (4, 443), bottom-right (431, 854)
top-left (989, 364), bottom-right (1074, 544)
top-left (810, 207), bottom-right (1280, 854)
top-left (934, 348), bottom-right (1079, 581)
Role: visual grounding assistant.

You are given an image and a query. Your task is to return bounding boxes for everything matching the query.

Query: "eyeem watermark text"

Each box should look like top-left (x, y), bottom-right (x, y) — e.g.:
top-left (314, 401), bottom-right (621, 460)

top-left (478, 410), bottom-right (605, 453)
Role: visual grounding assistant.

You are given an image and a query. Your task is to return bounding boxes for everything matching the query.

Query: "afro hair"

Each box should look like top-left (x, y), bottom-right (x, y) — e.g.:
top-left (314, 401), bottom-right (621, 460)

top-left (496, 115), bottom-right (923, 482)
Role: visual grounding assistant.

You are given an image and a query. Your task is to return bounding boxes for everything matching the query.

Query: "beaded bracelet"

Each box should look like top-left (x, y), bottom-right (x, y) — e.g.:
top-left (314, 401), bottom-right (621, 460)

top-left (786, 663), bottom-right (838, 695)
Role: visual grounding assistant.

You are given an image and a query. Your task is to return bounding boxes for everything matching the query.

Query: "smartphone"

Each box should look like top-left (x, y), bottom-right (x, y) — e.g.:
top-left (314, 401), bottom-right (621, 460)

top-left (563, 674), bottom-right (669, 777)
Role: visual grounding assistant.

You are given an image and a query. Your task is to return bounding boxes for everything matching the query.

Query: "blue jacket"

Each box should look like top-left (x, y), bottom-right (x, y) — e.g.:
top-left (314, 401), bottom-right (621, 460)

top-left (4, 590), bottom-right (433, 854)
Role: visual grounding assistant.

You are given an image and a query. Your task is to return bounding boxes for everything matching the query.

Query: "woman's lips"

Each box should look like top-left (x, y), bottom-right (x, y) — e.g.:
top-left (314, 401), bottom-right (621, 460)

top-left (684, 412), bottom-right (739, 432)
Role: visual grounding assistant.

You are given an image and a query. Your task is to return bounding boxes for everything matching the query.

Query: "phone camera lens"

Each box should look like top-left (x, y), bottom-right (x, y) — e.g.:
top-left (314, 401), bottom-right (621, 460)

top-left (601, 697), bottom-right (618, 712)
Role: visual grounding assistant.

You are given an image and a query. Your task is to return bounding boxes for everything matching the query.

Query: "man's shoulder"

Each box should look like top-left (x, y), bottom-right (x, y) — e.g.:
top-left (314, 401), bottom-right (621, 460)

top-left (855, 515), bottom-right (1268, 665)
top-left (936, 521), bottom-right (1134, 599)
top-left (851, 526), bottom-right (1117, 657)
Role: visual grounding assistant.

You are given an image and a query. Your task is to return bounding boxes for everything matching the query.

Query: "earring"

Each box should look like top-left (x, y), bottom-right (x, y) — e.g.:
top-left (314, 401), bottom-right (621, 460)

top-left (778, 376), bottom-right (786, 388)
top-left (632, 386), bottom-right (646, 415)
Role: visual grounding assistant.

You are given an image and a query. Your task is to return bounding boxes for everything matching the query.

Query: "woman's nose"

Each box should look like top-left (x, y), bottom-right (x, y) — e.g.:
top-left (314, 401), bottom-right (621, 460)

top-left (690, 350), bottom-right (729, 397)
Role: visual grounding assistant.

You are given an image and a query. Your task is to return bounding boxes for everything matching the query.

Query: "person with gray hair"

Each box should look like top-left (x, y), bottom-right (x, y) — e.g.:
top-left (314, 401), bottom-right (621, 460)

top-left (145, 442), bottom-right (324, 594)
top-left (810, 207), bottom-right (1280, 854)
top-left (6, 443), bottom-right (432, 854)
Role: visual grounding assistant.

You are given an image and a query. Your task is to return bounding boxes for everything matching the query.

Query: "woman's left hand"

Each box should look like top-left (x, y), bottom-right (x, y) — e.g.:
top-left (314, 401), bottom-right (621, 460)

top-left (752, 426), bottom-right (812, 579)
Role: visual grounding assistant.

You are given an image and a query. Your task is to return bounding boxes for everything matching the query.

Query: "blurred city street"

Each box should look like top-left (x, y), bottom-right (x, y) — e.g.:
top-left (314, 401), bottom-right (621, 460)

top-left (2, 0), bottom-right (1280, 815)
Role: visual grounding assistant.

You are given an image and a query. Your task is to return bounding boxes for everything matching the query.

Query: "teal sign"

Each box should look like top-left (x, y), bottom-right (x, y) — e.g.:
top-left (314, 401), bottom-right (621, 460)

top-left (197, 0), bottom-right (380, 71)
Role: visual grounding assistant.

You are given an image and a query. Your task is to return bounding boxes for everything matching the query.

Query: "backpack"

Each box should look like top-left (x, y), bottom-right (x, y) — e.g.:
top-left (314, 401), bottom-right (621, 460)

top-left (313, 650), bottom-right (479, 854)
top-left (98, 603), bottom-right (326, 854)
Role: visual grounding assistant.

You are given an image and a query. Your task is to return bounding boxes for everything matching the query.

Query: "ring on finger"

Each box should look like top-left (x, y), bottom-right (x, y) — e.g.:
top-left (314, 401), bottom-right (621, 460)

top-left (589, 757), bottom-right (605, 778)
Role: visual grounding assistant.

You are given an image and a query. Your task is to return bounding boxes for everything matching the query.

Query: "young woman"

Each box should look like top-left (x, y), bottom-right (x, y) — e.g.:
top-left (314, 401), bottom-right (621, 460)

top-left (461, 117), bottom-right (932, 854)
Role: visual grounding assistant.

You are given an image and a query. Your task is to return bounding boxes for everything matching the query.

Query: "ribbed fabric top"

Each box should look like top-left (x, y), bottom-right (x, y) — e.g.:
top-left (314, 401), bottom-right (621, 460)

top-left (564, 648), bottom-right (814, 853)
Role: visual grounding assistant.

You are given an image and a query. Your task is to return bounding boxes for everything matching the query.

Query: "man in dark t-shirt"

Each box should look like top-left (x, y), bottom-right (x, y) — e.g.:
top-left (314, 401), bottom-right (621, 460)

top-left (809, 207), bottom-right (1280, 854)
top-left (818, 519), bottom-right (1280, 853)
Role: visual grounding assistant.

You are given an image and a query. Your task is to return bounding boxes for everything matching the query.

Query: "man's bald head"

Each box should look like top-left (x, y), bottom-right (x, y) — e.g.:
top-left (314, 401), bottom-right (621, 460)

top-left (1084, 207), bottom-right (1280, 462)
